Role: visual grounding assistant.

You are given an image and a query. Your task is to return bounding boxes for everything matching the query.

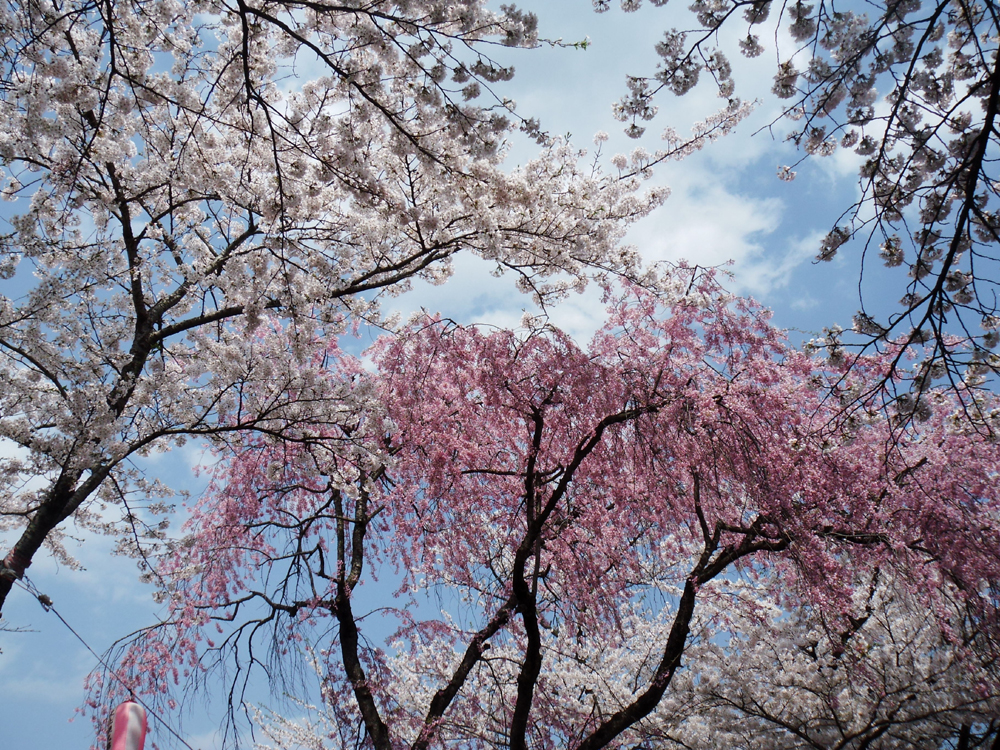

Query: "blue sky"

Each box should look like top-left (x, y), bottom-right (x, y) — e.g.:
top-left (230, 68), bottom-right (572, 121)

top-left (0, 2), bottom-right (882, 748)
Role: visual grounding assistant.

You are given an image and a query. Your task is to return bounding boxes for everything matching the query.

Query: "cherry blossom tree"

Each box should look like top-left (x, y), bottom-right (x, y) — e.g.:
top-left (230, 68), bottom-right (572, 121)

top-left (0, 0), bottom-right (672, 616)
top-left (101, 269), bottom-right (1000, 748)
top-left (602, 0), bottom-right (1000, 412)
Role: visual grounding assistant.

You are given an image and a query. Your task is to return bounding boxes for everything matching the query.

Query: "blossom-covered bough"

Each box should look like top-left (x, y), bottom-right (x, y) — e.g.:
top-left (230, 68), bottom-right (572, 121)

top-left (602, 0), bottom-right (1000, 423)
top-left (0, 0), bottom-right (667, 616)
top-left (101, 270), bottom-right (1000, 748)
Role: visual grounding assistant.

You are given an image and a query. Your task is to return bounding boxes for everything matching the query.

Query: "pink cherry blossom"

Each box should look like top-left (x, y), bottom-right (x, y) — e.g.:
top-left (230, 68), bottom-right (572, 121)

top-left (98, 267), bottom-right (1000, 749)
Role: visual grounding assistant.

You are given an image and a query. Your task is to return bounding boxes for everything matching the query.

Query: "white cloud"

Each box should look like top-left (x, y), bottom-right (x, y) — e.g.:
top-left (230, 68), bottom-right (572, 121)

top-left (382, 253), bottom-right (614, 344)
top-left (634, 180), bottom-right (783, 285)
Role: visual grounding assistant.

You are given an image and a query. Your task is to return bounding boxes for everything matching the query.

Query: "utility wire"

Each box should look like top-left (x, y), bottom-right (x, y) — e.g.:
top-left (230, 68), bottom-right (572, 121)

top-left (14, 577), bottom-right (198, 750)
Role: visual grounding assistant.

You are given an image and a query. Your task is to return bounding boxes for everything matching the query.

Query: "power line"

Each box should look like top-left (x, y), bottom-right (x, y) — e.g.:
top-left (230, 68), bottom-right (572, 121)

top-left (15, 577), bottom-right (198, 750)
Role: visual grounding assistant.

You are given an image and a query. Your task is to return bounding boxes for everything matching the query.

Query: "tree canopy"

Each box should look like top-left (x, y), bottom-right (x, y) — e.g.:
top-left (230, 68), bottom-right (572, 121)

top-left (2, 1), bottom-right (1000, 747)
